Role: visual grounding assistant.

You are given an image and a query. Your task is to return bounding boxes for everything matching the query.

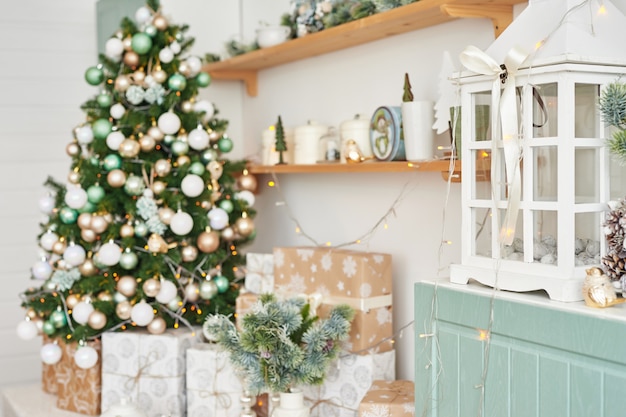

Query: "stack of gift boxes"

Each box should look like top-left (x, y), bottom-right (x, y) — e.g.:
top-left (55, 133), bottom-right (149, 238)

top-left (40, 247), bottom-right (414, 417)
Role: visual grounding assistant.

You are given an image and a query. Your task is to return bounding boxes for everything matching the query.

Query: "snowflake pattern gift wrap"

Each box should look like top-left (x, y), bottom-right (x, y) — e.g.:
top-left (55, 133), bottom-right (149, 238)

top-left (56, 339), bottom-right (102, 415)
top-left (358, 380), bottom-right (415, 417)
top-left (101, 328), bottom-right (198, 417)
top-left (244, 253), bottom-right (274, 294)
top-left (273, 247), bottom-right (393, 354)
top-left (302, 349), bottom-right (396, 417)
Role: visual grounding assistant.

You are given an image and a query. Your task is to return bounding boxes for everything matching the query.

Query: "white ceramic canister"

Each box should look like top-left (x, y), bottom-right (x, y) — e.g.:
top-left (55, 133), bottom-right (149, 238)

top-left (339, 114), bottom-right (373, 162)
top-left (294, 121), bottom-right (329, 164)
top-left (261, 125), bottom-right (295, 165)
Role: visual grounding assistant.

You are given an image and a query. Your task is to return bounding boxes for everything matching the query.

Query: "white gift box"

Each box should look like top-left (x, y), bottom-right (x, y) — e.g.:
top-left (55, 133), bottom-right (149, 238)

top-left (186, 343), bottom-right (244, 417)
top-left (244, 253), bottom-right (274, 294)
top-left (101, 328), bottom-right (198, 417)
top-left (302, 349), bottom-right (396, 417)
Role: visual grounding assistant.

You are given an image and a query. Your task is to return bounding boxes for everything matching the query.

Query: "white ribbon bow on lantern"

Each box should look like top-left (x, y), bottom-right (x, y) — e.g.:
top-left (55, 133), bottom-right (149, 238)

top-left (460, 45), bottom-right (529, 247)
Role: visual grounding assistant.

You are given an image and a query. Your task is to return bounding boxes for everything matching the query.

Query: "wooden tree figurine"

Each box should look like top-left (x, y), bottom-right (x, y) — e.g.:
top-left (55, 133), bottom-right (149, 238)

top-left (275, 115), bottom-right (287, 165)
top-left (403, 72), bottom-right (414, 102)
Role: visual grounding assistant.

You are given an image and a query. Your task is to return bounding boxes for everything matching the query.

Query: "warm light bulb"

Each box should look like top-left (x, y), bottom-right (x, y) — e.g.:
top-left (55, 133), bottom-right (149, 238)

top-left (598, 4), bottom-right (606, 14)
top-left (269, 125), bottom-right (275, 131)
top-left (535, 39), bottom-right (544, 50)
top-left (295, 227), bottom-right (301, 234)
top-left (325, 242), bottom-right (332, 246)
top-left (268, 181), bottom-right (275, 187)
top-left (477, 329), bottom-right (489, 341)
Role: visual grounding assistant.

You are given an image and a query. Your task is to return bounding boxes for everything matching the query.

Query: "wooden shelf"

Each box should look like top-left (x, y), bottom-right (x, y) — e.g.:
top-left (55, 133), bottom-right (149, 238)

top-left (202, 0), bottom-right (525, 96)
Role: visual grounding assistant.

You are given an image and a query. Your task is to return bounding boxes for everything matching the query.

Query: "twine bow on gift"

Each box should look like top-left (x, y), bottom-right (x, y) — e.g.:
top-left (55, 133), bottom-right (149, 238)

top-left (305, 387), bottom-right (357, 415)
top-left (123, 350), bottom-right (161, 393)
top-left (460, 45), bottom-right (529, 246)
top-left (193, 349), bottom-right (236, 415)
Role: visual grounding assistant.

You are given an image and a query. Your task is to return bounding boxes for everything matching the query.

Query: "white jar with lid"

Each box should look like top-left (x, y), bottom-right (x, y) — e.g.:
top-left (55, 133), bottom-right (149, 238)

top-left (261, 125), bottom-right (294, 165)
top-left (294, 121), bottom-right (328, 164)
top-left (340, 114), bottom-right (373, 162)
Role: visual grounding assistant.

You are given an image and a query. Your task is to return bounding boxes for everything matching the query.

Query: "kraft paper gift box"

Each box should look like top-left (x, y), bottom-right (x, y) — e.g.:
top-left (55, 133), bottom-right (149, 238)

top-left (56, 339), bottom-right (102, 415)
top-left (302, 349), bottom-right (396, 417)
top-left (358, 380), bottom-right (415, 417)
top-left (101, 328), bottom-right (198, 417)
top-left (235, 291), bottom-right (259, 330)
top-left (186, 343), bottom-right (243, 417)
top-left (42, 334), bottom-right (60, 394)
top-left (273, 247), bottom-right (393, 354)
top-left (244, 253), bottom-right (274, 294)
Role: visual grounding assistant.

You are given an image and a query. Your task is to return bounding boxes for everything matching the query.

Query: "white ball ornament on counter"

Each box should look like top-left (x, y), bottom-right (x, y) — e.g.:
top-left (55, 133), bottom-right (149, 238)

top-left (76, 125), bottom-right (94, 144)
top-left (38, 195), bottom-right (56, 214)
top-left (157, 111), bottom-right (181, 134)
top-left (97, 241), bottom-right (122, 266)
top-left (158, 47), bottom-right (174, 64)
top-left (105, 37), bottom-right (124, 60)
top-left (41, 343), bottom-right (63, 365)
top-left (187, 127), bottom-right (210, 150)
top-left (63, 244), bottom-right (86, 267)
top-left (31, 260), bottom-right (53, 280)
top-left (16, 320), bottom-right (39, 340)
top-left (208, 207), bottom-right (229, 230)
top-left (106, 131), bottom-right (126, 151)
top-left (110, 103), bottom-right (126, 120)
top-left (170, 211), bottom-right (194, 235)
top-left (74, 345), bottom-right (99, 369)
top-left (181, 174), bottom-right (205, 197)
top-left (235, 190), bottom-right (256, 207)
top-left (131, 301), bottom-right (155, 326)
top-left (155, 279), bottom-right (177, 304)
top-left (72, 301), bottom-right (95, 325)
top-left (64, 187), bottom-right (88, 210)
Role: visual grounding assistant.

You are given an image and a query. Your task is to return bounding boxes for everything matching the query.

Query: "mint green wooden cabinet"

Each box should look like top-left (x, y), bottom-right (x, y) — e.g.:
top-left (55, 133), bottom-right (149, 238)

top-left (414, 281), bottom-right (626, 417)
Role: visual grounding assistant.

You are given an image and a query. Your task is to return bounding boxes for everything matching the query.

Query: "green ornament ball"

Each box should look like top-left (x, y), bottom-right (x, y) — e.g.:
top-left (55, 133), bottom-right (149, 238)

top-left (59, 207), bottom-right (78, 224)
top-left (103, 154), bottom-right (122, 171)
top-left (90, 156), bottom-right (100, 166)
top-left (201, 149), bottom-right (218, 163)
top-left (196, 72), bottom-right (211, 87)
top-left (171, 140), bottom-right (189, 156)
top-left (131, 33), bottom-right (153, 54)
top-left (87, 184), bottom-right (106, 203)
top-left (97, 93), bottom-right (113, 108)
top-left (49, 310), bottom-right (67, 328)
top-left (168, 73), bottom-right (187, 91)
top-left (123, 175), bottom-right (146, 196)
top-left (212, 275), bottom-right (230, 293)
top-left (42, 321), bottom-right (56, 335)
top-left (218, 199), bottom-right (234, 213)
top-left (85, 66), bottom-right (104, 86)
top-left (163, 135), bottom-right (175, 145)
top-left (199, 280), bottom-right (218, 300)
top-left (189, 161), bottom-right (205, 175)
top-left (217, 137), bottom-right (233, 153)
top-left (144, 25), bottom-right (157, 37)
top-left (92, 119), bottom-right (113, 140)
top-left (78, 201), bottom-right (96, 214)
top-left (167, 296), bottom-right (182, 311)
top-left (119, 251), bottom-right (139, 270)
top-left (134, 222), bottom-right (148, 237)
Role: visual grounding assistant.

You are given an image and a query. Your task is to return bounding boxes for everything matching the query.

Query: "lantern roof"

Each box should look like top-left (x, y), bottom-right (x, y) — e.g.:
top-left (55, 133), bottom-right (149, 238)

top-left (486, 0), bottom-right (626, 68)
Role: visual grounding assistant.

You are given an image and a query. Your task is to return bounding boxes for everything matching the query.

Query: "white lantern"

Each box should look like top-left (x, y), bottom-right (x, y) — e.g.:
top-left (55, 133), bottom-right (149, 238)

top-left (449, 0), bottom-right (626, 301)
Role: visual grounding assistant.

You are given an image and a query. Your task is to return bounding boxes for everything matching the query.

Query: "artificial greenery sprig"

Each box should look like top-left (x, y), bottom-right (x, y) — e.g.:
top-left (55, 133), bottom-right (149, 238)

top-left (600, 81), bottom-right (626, 162)
top-left (203, 293), bottom-right (354, 394)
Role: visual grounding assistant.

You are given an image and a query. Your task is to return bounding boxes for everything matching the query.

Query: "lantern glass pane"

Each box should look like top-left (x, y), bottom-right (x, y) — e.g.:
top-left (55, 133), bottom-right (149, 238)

top-left (533, 146), bottom-right (557, 201)
top-left (500, 208), bottom-right (524, 261)
top-left (473, 149), bottom-right (492, 200)
top-left (471, 91), bottom-right (491, 142)
top-left (575, 83), bottom-right (600, 138)
top-left (533, 83), bottom-right (558, 138)
top-left (575, 212), bottom-right (601, 266)
top-left (473, 207), bottom-right (492, 257)
top-left (533, 210), bottom-right (557, 264)
top-left (610, 153), bottom-right (626, 199)
top-left (575, 148), bottom-right (600, 203)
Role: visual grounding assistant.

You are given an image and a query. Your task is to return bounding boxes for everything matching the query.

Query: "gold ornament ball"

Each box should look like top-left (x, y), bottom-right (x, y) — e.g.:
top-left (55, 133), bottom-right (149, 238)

top-left (115, 75), bottom-right (131, 92)
top-left (147, 317), bottom-right (167, 335)
top-left (152, 68), bottom-right (168, 84)
top-left (132, 70), bottom-right (146, 85)
top-left (181, 245), bottom-right (198, 262)
top-left (81, 228), bottom-right (97, 243)
top-left (115, 301), bottom-right (132, 320)
top-left (221, 226), bottom-right (235, 241)
top-left (197, 231), bottom-right (220, 253)
top-left (87, 310), bottom-right (107, 330)
top-left (52, 240), bottom-right (67, 255)
top-left (67, 171), bottom-right (81, 184)
top-left (120, 223), bottom-right (135, 238)
top-left (209, 131), bottom-right (221, 142)
top-left (119, 138), bottom-right (141, 158)
top-left (181, 101), bottom-right (193, 113)
top-left (107, 169), bottom-right (127, 188)
top-left (142, 278), bottom-right (161, 298)
top-left (117, 275), bottom-right (137, 297)
top-left (235, 217), bottom-right (255, 238)
top-left (123, 51), bottom-right (140, 69)
top-left (237, 174), bottom-right (258, 192)
top-left (103, 213), bottom-right (114, 223)
top-left (178, 61), bottom-right (191, 77)
top-left (208, 161), bottom-right (223, 180)
top-left (201, 201), bottom-right (212, 210)
top-left (154, 159), bottom-right (172, 177)
top-left (177, 155), bottom-right (191, 166)
top-left (122, 37), bottom-right (132, 51)
top-left (139, 135), bottom-right (156, 152)
top-left (148, 126), bottom-right (164, 141)
top-left (65, 294), bottom-right (81, 310)
top-left (79, 259), bottom-right (98, 276)
top-left (152, 15), bottom-right (169, 30)
top-left (77, 212), bottom-right (92, 229)
top-left (184, 282), bottom-right (200, 302)
top-left (152, 181), bottom-right (166, 195)
top-left (66, 142), bottom-right (81, 157)
top-left (97, 291), bottom-right (113, 302)
top-left (90, 215), bottom-right (108, 234)
top-left (26, 308), bottom-right (38, 320)
top-left (158, 207), bottom-right (175, 225)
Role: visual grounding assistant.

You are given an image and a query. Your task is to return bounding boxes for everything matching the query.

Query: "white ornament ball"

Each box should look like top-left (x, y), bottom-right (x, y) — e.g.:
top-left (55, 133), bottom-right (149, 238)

top-left (97, 241), bottom-right (122, 266)
top-left (208, 207), bottom-right (229, 230)
top-left (181, 174), bottom-right (205, 198)
top-left (135, 6), bottom-right (152, 24)
top-left (40, 232), bottom-right (59, 251)
top-left (159, 47), bottom-right (174, 64)
top-left (39, 195), bottom-right (56, 214)
top-left (31, 260), bottom-right (53, 280)
top-left (170, 212), bottom-right (194, 235)
top-left (156, 280), bottom-right (177, 304)
top-left (194, 100), bottom-right (215, 121)
top-left (64, 187), bottom-right (88, 210)
top-left (74, 345), bottom-right (99, 369)
top-left (16, 320), bottom-right (39, 340)
top-left (72, 301), bottom-right (95, 325)
top-left (187, 127), bottom-right (210, 150)
top-left (63, 244), bottom-right (87, 267)
top-left (158, 111), bottom-right (181, 134)
top-left (235, 190), bottom-right (256, 207)
top-left (131, 301), bottom-right (155, 326)
top-left (110, 103), bottom-right (126, 120)
top-left (41, 343), bottom-right (62, 365)
top-left (106, 131), bottom-right (126, 151)
top-left (76, 125), bottom-right (94, 144)
top-left (169, 41), bottom-right (181, 54)
top-left (105, 37), bottom-right (124, 60)
top-left (186, 56), bottom-right (202, 76)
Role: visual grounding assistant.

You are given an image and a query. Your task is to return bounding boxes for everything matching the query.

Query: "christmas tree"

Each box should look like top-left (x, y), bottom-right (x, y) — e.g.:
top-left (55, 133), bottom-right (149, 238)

top-left (16, 0), bottom-right (257, 352)
top-left (275, 115), bottom-right (287, 165)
